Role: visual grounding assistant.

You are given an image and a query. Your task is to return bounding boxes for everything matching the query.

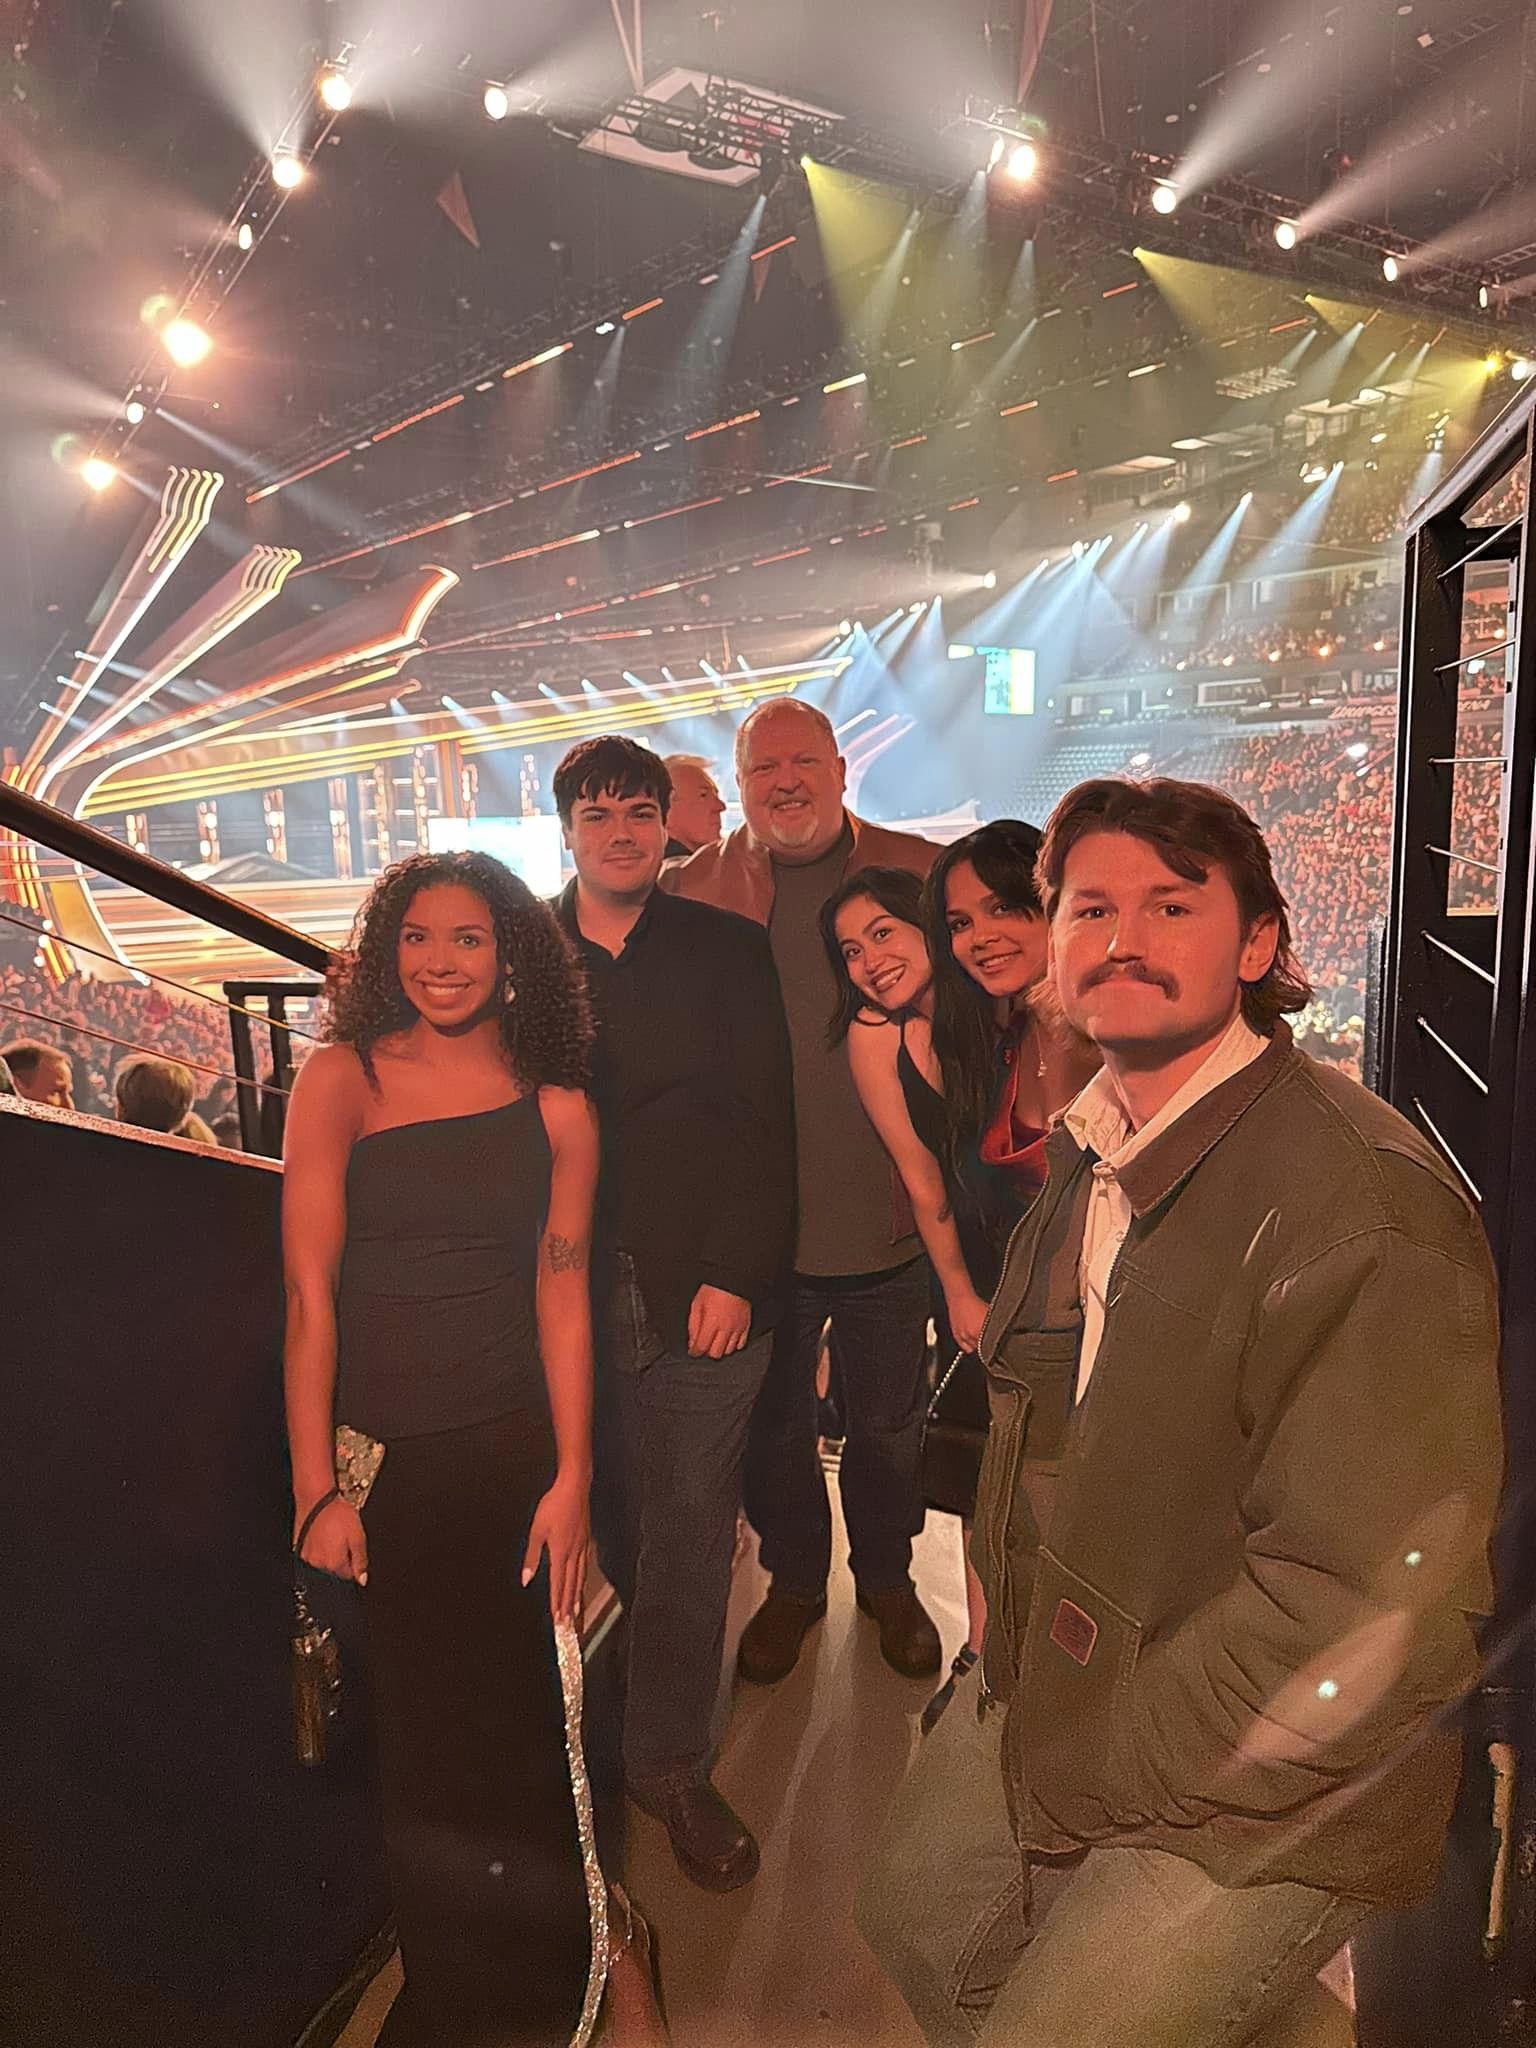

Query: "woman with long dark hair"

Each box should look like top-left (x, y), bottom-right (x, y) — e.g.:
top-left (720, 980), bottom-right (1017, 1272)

top-left (820, 868), bottom-right (990, 1353)
top-left (282, 851), bottom-right (656, 2046)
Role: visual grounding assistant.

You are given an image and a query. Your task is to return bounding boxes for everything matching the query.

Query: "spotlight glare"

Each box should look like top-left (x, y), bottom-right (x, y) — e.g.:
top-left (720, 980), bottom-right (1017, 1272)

top-left (162, 317), bottom-right (212, 367)
top-left (82, 458), bottom-right (117, 493)
top-left (1071, 539), bottom-right (1086, 559)
top-left (1171, 500), bottom-right (1192, 523)
top-left (1007, 141), bottom-right (1038, 183)
top-left (987, 136), bottom-right (1006, 172)
top-left (1512, 357), bottom-right (1534, 383)
top-left (236, 221), bottom-right (254, 252)
top-left (1151, 181), bottom-right (1179, 216)
top-left (1478, 282), bottom-right (1491, 312)
top-left (318, 68), bottom-right (353, 112)
top-left (1484, 352), bottom-right (1503, 374)
top-left (595, 321), bottom-right (616, 335)
top-left (124, 400), bottom-right (145, 426)
top-left (271, 150), bottom-right (305, 190)
top-left (1274, 219), bottom-right (1298, 251)
top-left (908, 601), bottom-right (924, 615)
top-left (484, 82), bottom-right (511, 121)
top-left (982, 569), bottom-right (998, 589)
top-left (1381, 253), bottom-right (1400, 283)
top-left (838, 619), bottom-right (852, 636)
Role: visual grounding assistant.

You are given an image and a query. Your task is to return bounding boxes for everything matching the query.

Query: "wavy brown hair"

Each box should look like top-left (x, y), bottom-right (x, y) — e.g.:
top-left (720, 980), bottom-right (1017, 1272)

top-left (324, 851), bottom-right (593, 1090)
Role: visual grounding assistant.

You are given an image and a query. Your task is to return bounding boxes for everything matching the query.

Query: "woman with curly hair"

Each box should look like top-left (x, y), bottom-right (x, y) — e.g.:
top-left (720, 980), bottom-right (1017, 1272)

top-left (282, 850), bottom-right (640, 2046)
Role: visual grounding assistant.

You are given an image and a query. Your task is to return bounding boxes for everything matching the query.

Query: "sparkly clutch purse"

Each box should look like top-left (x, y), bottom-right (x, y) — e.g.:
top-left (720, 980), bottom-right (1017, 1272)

top-left (290, 1426), bottom-right (386, 1767)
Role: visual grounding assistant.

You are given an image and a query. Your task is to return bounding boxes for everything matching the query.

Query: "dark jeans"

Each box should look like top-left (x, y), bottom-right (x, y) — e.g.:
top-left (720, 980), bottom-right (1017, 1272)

top-left (745, 1256), bottom-right (932, 1601)
top-left (592, 1254), bottom-right (772, 1790)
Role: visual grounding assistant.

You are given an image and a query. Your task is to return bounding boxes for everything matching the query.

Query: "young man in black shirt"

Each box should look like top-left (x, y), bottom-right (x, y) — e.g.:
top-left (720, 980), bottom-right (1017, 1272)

top-left (553, 736), bottom-right (795, 1892)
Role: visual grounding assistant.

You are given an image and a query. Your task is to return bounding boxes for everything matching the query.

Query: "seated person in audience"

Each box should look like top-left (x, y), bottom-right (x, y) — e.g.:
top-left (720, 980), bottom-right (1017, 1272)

top-left (211, 1112), bottom-right (244, 1149)
top-left (114, 1054), bottom-right (203, 1138)
top-left (0, 1039), bottom-right (75, 1110)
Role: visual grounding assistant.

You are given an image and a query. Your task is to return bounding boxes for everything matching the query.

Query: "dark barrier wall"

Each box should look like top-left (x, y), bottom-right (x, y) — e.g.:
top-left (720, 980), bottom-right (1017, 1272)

top-left (1, 1099), bottom-right (388, 2048)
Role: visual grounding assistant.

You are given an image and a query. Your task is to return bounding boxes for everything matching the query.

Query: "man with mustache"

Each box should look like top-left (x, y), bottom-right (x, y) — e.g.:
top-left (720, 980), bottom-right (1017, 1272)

top-left (663, 697), bottom-right (943, 1687)
top-left (859, 776), bottom-right (1501, 2044)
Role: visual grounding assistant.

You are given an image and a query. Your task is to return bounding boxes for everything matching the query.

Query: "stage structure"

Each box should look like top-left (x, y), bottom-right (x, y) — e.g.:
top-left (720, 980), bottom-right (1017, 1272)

top-left (1367, 378), bottom-right (1536, 2041)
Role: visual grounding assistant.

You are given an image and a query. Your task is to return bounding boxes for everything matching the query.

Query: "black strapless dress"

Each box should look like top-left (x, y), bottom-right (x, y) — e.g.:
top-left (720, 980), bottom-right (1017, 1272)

top-left (336, 1099), bottom-right (591, 2047)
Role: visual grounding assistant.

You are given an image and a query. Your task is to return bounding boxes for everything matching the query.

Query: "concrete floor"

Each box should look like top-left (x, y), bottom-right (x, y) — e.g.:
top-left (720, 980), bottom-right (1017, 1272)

top-left (336, 1489), bottom-right (968, 2047)
top-left (335, 1487), bottom-right (1355, 2046)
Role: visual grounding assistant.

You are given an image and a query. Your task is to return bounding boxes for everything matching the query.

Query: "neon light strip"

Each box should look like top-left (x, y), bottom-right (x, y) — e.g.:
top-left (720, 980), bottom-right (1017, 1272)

top-left (1102, 281), bottom-right (1140, 298)
top-left (474, 529), bottom-right (602, 573)
top-left (750, 236), bottom-right (796, 261)
top-left (371, 393), bottom-right (464, 443)
top-left (891, 434), bottom-right (928, 448)
top-left (1047, 468), bottom-right (1079, 482)
top-left (622, 298), bottom-right (664, 321)
top-left (824, 372), bottom-right (867, 393)
top-left (537, 450), bottom-right (642, 491)
top-left (1127, 362), bottom-right (1166, 378)
top-left (503, 342), bottom-right (573, 379)
top-left (752, 545), bottom-right (813, 566)
top-left (1000, 400), bottom-right (1038, 416)
top-left (683, 410), bottom-right (762, 441)
top-left (246, 447), bottom-right (351, 504)
top-left (621, 495), bottom-right (724, 529)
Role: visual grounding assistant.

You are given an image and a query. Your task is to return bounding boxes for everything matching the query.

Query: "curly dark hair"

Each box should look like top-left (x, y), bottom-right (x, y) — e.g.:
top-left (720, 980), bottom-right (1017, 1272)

top-left (324, 851), bottom-right (592, 1090)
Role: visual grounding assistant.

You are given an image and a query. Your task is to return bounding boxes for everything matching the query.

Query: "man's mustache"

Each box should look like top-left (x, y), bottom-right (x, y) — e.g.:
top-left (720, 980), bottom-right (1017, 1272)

top-left (1080, 960), bottom-right (1178, 998)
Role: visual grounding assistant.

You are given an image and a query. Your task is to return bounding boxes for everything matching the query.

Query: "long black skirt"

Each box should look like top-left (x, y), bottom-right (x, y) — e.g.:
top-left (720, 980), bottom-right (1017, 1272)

top-left (363, 1411), bottom-right (592, 2047)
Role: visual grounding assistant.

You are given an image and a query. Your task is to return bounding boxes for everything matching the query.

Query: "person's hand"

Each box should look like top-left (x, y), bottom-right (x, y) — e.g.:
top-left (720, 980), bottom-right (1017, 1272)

top-left (523, 1471), bottom-right (591, 1624)
top-left (945, 1284), bottom-right (991, 1357)
top-left (687, 1284), bottom-right (753, 1358)
top-left (294, 1495), bottom-right (369, 1584)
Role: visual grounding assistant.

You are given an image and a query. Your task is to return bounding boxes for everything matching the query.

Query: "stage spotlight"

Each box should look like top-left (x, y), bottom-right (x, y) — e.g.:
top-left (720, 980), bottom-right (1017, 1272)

top-left (1381, 253), bottom-right (1400, 283)
top-left (838, 619), bottom-right (852, 636)
top-left (1479, 282), bottom-right (1492, 312)
top-left (1171, 500), bottom-right (1192, 523)
top-left (236, 222), bottom-right (254, 252)
top-left (1274, 219), bottom-right (1298, 251)
top-left (1484, 352), bottom-right (1503, 374)
top-left (987, 135), bottom-right (1006, 173)
top-left (484, 82), bottom-right (511, 121)
top-left (124, 400), bottom-right (146, 426)
top-left (81, 458), bottom-right (117, 493)
top-left (162, 317), bottom-right (212, 367)
top-left (595, 321), bottom-right (616, 335)
top-left (908, 601), bottom-right (925, 615)
top-left (318, 67), bottom-right (352, 112)
top-left (1513, 357), bottom-right (1534, 383)
top-left (982, 570), bottom-right (998, 589)
top-left (1071, 539), bottom-right (1086, 559)
top-left (271, 150), bottom-right (305, 190)
top-left (1151, 181), bottom-right (1179, 216)
top-left (1007, 141), bottom-right (1038, 183)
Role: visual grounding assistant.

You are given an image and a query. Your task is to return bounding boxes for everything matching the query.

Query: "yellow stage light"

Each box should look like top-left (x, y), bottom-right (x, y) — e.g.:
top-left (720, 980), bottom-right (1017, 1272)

top-left (82, 458), bottom-right (117, 492)
top-left (271, 151), bottom-right (305, 190)
top-left (1007, 142), bottom-right (1038, 183)
top-left (319, 68), bottom-right (352, 112)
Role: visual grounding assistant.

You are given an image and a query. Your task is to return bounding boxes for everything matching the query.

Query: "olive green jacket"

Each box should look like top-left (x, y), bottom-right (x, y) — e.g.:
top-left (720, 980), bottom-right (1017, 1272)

top-left (975, 1023), bottom-right (1502, 1908)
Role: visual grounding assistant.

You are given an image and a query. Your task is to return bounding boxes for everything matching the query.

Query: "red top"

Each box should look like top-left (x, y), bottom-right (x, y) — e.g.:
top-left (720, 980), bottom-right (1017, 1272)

top-left (978, 1030), bottom-right (1051, 1195)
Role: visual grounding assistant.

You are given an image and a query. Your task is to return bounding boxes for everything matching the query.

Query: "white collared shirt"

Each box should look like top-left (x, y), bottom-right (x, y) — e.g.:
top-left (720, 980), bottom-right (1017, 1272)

top-left (1061, 1011), bottom-right (1269, 1403)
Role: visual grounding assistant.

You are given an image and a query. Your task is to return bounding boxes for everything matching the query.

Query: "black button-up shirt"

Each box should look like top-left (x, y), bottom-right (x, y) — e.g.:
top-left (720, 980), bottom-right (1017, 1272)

top-left (555, 880), bottom-right (796, 1348)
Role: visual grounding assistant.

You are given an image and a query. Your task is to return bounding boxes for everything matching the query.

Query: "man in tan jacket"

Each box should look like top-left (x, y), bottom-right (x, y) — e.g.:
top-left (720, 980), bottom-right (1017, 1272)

top-left (663, 697), bottom-right (944, 1684)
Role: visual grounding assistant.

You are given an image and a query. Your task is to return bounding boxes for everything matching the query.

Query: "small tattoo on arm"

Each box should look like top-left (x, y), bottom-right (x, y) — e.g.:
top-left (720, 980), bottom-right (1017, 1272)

top-left (545, 1232), bottom-right (586, 1273)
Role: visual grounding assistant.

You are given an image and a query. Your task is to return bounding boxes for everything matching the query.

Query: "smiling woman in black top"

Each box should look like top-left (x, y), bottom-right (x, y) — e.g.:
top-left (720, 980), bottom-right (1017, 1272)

top-left (282, 850), bottom-right (658, 2046)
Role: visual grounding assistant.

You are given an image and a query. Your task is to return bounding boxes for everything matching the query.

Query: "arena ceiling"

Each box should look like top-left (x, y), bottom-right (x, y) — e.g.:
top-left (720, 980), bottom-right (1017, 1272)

top-left (2, 0), bottom-right (1533, 746)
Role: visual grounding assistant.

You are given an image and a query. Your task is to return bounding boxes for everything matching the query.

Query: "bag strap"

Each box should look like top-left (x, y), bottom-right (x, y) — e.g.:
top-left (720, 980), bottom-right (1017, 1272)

top-left (293, 1487), bottom-right (341, 1562)
top-left (927, 1349), bottom-right (969, 1422)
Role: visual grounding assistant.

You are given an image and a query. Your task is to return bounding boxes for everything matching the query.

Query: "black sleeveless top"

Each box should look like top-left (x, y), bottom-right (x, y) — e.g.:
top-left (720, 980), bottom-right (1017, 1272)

top-left (335, 1096), bottom-right (550, 1440)
top-left (895, 1021), bottom-right (1029, 1298)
